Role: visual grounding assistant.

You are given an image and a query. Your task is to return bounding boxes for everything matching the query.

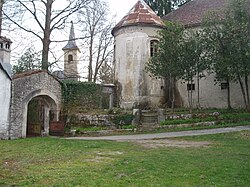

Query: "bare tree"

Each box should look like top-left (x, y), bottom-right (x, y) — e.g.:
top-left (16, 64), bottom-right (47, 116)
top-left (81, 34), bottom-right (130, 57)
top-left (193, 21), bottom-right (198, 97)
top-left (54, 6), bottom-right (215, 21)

top-left (98, 60), bottom-right (114, 84)
top-left (78, 0), bottom-right (114, 82)
top-left (0, 0), bottom-right (3, 36)
top-left (3, 0), bottom-right (90, 70)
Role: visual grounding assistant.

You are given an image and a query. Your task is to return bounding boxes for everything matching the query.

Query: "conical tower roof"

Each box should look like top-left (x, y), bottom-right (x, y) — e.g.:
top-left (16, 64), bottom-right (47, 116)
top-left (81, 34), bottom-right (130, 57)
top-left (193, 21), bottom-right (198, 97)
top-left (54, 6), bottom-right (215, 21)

top-left (112, 0), bottom-right (164, 35)
top-left (63, 21), bottom-right (79, 51)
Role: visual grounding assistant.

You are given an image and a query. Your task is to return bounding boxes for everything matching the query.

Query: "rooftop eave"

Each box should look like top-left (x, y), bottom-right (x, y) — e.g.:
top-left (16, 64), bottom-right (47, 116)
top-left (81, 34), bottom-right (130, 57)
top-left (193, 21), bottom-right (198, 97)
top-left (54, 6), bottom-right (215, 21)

top-left (112, 23), bottom-right (165, 36)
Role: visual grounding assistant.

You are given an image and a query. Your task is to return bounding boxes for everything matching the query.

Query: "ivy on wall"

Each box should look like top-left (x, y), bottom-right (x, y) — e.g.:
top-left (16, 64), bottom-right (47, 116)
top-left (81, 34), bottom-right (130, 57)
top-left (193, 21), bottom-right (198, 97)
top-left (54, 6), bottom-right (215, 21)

top-left (62, 81), bottom-right (102, 114)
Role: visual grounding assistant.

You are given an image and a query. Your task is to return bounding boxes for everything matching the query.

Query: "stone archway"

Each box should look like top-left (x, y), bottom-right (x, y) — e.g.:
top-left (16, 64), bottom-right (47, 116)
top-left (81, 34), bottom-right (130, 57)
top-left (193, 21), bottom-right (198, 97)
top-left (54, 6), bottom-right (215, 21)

top-left (25, 94), bottom-right (58, 137)
top-left (10, 71), bottom-right (62, 139)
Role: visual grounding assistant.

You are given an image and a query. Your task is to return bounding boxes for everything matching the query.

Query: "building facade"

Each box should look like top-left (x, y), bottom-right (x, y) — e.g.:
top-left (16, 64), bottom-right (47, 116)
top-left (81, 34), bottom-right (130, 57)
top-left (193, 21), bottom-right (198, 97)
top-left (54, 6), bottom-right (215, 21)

top-left (113, 0), bottom-right (250, 109)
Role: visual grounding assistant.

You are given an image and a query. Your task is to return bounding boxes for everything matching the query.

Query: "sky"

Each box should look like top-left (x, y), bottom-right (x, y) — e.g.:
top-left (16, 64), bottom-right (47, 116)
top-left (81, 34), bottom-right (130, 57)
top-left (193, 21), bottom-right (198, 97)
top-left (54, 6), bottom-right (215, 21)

top-left (107, 0), bottom-right (138, 22)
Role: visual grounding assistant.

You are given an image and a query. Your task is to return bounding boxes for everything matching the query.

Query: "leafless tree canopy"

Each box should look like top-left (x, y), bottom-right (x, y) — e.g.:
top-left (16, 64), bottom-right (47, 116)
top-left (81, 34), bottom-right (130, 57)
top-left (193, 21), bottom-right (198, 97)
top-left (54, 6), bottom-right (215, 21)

top-left (3, 0), bottom-right (90, 70)
top-left (77, 0), bottom-right (114, 82)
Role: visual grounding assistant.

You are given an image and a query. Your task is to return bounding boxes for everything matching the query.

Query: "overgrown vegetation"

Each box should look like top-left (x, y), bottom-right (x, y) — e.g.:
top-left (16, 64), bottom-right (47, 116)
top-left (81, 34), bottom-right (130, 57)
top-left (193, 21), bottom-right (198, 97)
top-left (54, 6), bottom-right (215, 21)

top-left (0, 132), bottom-right (249, 186)
top-left (62, 81), bottom-right (102, 114)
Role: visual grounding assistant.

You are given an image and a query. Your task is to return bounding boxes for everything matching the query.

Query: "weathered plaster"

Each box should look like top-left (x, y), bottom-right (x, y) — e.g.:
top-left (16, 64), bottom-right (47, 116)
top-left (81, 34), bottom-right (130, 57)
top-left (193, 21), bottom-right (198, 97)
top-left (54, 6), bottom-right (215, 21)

top-left (114, 26), bottom-right (165, 109)
top-left (177, 73), bottom-right (250, 108)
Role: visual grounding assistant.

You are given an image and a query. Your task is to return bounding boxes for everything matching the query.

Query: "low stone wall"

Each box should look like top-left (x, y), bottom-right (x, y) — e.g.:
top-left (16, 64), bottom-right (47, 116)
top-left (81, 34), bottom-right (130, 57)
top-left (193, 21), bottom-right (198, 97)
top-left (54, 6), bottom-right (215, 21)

top-left (67, 113), bottom-right (115, 127)
top-left (158, 121), bottom-right (217, 129)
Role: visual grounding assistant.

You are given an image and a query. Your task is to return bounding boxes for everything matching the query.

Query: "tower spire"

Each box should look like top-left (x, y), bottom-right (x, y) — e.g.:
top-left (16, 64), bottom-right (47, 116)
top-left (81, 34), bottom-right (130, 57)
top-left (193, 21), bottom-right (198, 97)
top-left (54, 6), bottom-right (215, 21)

top-left (62, 21), bottom-right (79, 51)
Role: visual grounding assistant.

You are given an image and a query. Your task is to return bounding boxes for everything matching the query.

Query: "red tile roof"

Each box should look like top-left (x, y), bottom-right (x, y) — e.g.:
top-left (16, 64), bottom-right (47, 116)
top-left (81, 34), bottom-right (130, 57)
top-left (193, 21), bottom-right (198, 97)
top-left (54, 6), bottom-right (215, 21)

top-left (112, 0), bottom-right (164, 35)
top-left (13, 70), bottom-right (46, 79)
top-left (163, 0), bottom-right (228, 28)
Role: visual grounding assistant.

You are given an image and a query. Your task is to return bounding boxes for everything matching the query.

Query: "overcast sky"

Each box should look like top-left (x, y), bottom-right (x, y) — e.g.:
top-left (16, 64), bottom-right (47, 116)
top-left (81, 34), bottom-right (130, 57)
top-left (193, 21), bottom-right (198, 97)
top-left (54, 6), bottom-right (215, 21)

top-left (107, 0), bottom-right (138, 22)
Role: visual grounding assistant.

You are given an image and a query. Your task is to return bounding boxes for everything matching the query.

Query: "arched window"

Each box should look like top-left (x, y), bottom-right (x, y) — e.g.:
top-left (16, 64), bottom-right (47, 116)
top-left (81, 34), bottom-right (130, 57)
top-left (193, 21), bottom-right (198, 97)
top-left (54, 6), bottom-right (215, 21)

top-left (68, 54), bottom-right (73, 63)
top-left (150, 40), bottom-right (159, 57)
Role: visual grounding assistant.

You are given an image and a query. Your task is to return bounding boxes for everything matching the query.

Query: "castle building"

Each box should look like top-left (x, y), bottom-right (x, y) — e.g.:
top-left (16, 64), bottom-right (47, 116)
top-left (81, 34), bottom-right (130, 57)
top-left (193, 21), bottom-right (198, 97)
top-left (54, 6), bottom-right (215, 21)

top-left (113, 0), bottom-right (250, 109)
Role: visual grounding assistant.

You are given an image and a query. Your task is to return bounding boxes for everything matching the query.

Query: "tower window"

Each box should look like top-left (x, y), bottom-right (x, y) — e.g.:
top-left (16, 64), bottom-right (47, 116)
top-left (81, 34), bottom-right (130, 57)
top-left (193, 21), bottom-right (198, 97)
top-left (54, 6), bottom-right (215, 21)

top-left (6, 43), bottom-right (10, 49)
top-left (187, 84), bottom-right (195, 91)
top-left (150, 40), bottom-right (159, 57)
top-left (68, 54), bottom-right (73, 63)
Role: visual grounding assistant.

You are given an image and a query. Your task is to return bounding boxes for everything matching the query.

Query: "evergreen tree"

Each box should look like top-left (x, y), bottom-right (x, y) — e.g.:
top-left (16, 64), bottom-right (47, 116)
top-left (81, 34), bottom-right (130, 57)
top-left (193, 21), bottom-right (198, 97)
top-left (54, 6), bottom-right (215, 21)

top-left (145, 0), bottom-right (192, 17)
top-left (146, 21), bottom-right (185, 108)
top-left (13, 47), bottom-right (41, 74)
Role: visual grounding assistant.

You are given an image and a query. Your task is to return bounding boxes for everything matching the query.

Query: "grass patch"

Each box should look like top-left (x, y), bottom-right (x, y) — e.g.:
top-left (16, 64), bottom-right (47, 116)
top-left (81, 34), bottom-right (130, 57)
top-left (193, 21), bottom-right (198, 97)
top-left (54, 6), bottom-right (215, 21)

top-left (0, 131), bottom-right (250, 186)
top-left (73, 126), bottom-right (109, 132)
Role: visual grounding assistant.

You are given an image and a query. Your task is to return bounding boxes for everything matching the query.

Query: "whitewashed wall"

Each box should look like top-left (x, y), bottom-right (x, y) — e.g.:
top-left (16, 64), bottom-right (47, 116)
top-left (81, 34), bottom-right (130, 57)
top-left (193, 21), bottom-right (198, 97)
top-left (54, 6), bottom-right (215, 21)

top-left (177, 72), bottom-right (249, 109)
top-left (0, 69), bottom-right (11, 139)
top-left (114, 26), bottom-right (164, 109)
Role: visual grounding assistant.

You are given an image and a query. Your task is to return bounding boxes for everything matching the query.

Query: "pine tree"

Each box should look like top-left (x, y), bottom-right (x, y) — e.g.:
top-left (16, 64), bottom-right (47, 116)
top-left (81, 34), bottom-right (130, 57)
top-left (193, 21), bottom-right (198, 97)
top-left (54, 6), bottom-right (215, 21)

top-left (145, 0), bottom-right (192, 17)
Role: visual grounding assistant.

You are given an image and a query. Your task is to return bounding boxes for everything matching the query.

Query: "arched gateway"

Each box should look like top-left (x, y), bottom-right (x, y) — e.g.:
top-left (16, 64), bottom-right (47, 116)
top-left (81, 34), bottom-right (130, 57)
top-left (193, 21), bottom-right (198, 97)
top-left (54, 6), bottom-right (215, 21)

top-left (10, 71), bottom-right (62, 139)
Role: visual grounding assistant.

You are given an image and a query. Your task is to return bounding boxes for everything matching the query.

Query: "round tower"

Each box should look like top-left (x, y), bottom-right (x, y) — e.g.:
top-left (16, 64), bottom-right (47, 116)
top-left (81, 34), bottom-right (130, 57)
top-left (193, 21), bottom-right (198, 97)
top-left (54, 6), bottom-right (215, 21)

top-left (62, 21), bottom-right (80, 81)
top-left (112, 0), bottom-right (165, 109)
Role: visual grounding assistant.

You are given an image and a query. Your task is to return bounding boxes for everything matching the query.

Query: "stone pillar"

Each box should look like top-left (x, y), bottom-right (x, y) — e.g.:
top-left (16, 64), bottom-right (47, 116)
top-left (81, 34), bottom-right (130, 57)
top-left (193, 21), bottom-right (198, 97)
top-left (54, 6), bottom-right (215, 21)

top-left (109, 93), bottom-right (114, 109)
top-left (158, 108), bottom-right (165, 124)
top-left (132, 108), bottom-right (141, 126)
top-left (43, 107), bottom-right (50, 136)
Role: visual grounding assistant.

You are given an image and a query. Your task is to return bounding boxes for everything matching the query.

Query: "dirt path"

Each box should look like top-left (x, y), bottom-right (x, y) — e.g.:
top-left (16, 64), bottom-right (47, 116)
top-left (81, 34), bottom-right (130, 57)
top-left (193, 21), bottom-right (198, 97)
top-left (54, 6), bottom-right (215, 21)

top-left (65, 125), bottom-right (250, 141)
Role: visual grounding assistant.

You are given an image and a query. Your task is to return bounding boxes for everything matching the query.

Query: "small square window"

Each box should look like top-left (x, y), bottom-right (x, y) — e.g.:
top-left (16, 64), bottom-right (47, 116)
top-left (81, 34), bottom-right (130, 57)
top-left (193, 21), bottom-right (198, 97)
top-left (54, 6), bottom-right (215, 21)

top-left (187, 83), bottom-right (195, 91)
top-left (221, 82), bottom-right (229, 90)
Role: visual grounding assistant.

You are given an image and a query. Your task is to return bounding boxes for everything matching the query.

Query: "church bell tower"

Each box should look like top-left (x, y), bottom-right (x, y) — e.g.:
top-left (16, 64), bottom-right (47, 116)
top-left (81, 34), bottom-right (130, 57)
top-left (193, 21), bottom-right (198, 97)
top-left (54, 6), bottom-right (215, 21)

top-left (62, 21), bottom-right (80, 81)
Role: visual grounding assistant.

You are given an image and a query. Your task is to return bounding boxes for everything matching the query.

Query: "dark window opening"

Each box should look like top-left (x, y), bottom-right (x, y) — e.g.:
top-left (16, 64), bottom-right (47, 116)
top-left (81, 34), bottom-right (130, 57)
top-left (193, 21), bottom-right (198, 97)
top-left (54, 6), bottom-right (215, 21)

top-left (68, 54), bottom-right (73, 63)
top-left (150, 40), bottom-right (158, 57)
top-left (0, 43), bottom-right (3, 48)
top-left (221, 82), bottom-right (229, 90)
top-left (187, 83), bottom-right (195, 91)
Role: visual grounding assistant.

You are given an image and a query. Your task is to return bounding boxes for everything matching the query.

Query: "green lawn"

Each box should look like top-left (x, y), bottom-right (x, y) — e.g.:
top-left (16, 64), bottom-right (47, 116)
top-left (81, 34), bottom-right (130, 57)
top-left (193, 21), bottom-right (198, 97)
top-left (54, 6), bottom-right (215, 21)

top-left (1, 131), bottom-right (249, 187)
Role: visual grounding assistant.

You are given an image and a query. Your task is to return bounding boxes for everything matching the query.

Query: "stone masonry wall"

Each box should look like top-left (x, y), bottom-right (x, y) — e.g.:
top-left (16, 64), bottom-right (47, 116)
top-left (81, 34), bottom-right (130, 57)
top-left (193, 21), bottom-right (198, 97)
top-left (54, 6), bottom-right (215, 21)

top-left (10, 71), bottom-right (62, 139)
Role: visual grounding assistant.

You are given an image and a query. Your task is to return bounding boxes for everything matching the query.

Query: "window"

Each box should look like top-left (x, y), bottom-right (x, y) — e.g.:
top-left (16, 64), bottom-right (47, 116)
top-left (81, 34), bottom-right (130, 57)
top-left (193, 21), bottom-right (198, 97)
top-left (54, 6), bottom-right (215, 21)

top-left (150, 40), bottom-right (158, 57)
top-left (221, 82), bottom-right (229, 90)
top-left (6, 43), bottom-right (10, 49)
top-left (187, 83), bottom-right (195, 91)
top-left (68, 54), bottom-right (73, 63)
top-left (0, 43), bottom-right (3, 48)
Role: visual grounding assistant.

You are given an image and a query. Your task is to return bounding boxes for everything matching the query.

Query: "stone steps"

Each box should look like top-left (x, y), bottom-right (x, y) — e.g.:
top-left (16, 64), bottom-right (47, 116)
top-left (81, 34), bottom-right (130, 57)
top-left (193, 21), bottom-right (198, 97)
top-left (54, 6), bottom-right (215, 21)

top-left (138, 122), bottom-right (158, 131)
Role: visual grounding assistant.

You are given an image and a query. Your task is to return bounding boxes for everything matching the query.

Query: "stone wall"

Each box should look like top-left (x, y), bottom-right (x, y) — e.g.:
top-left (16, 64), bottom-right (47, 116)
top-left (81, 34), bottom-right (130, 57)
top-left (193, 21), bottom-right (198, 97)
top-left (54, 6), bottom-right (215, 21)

top-left (10, 71), bottom-right (62, 139)
top-left (0, 69), bottom-right (11, 139)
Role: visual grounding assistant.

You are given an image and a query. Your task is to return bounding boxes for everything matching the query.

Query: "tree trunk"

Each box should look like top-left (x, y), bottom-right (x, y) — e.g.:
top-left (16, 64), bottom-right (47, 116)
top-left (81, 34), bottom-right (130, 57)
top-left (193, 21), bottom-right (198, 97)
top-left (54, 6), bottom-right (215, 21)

top-left (0, 0), bottom-right (3, 36)
top-left (197, 74), bottom-right (200, 109)
top-left (41, 0), bottom-right (53, 70)
top-left (88, 34), bottom-right (94, 82)
top-left (238, 76), bottom-right (247, 109)
top-left (171, 76), bottom-right (175, 111)
top-left (226, 79), bottom-right (232, 109)
top-left (245, 75), bottom-right (250, 110)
